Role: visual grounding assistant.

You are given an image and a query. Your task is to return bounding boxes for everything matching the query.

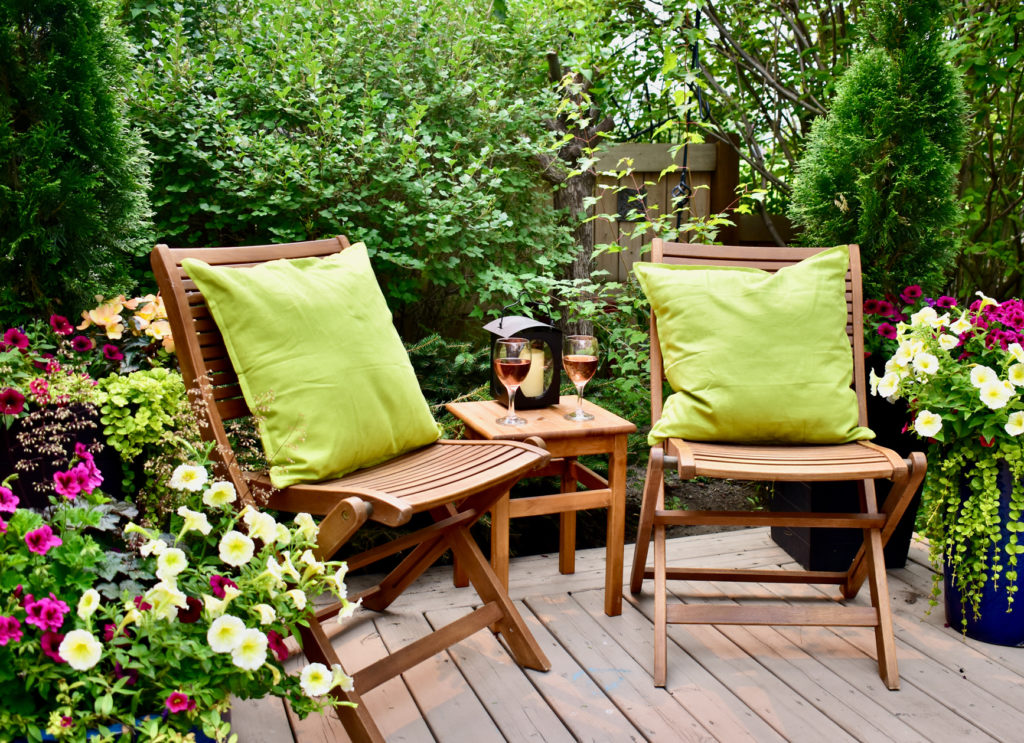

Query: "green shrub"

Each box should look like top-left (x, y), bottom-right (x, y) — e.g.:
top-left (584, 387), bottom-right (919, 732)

top-left (788, 0), bottom-right (967, 297)
top-left (0, 0), bottom-right (152, 325)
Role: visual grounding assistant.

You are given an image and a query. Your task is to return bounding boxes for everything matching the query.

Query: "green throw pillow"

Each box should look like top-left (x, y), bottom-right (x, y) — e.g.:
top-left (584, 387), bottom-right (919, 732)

top-left (634, 245), bottom-right (874, 446)
top-left (183, 243), bottom-right (440, 488)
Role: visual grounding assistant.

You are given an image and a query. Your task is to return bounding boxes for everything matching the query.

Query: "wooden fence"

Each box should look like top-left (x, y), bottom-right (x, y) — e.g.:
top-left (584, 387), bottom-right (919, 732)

top-left (591, 139), bottom-right (790, 282)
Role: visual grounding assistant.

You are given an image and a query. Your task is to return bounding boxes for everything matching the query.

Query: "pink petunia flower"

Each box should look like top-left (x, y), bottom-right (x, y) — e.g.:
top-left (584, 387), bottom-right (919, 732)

top-left (899, 285), bottom-right (923, 304)
top-left (209, 574), bottom-right (239, 600)
top-left (936, 296), bottom-right (957, 309)
top-left (28, 377), bottom-right (50, 405)
top-left (177, 596), bottom-right (203, 624)
top-left (40, 630), bottom-right (67, 663)
top-left (70, 460), bottom-right (102, 495)
top-left (102, 344), bottom-right (124, 362)
top-left (875, 300), bottom-right (895, 317)
top-left (165, 692), bottom-right (196, 714)
top-left (0, 387), bottom-right (26, 415)
top-left (49, 315), bottom-right (74, 335)
top-left (25, 525), bottom-right (63, 555)
top-left (0, 616), bottom-right (22, 646)
top-left (0, 485), bottom-right (17, 513)
top-left (267, 629), bottom-right (289, 661)
top-left (876, 323), bottom-right (898, 340)
top-left (133, 596), bottom-right (153, 612)
top-left (0, 516), bottom-right (7, 535)
top-left (24, 594), bottom-right (70, 632)
top-left (3, 328), bottom-right (29, 350)
top-left (70, 336), bottom-right (94, 353)
top-left (53, 470), bottom-right (82, 500)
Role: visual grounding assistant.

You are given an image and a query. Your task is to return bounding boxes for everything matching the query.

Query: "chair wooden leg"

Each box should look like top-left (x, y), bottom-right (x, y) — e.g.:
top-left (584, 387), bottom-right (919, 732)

top-left (865, 522), bottom-right (900, 690)
top-left (653, 519), bottom-right (668, 688)
top-left (298, 620), bottom-right (385, 743)
top-left (361, 535), bottom-right (449, 612)
top-left (559, 458), bottom-right (578, 575)
top-left (445, 521), bottom-right (551, 672)
top-left (630, 447), bottom-right (664, 594)
top-left (491, 490), bottom-right (512, 588)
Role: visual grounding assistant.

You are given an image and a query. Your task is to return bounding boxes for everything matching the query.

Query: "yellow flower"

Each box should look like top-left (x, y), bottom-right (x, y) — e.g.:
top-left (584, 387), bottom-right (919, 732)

top-left (299, 663), bottom-right (334, 697)
top-left (970, 365), bottom-right (999, 389)
top-left (156, 548), bottom-right (188, 582)
top-left (169, 463), bottom-right (208, 492)
top-left (77, 589), bottom-right (101, 620)
top-left (1009, 364), bottom-right (1024, 387)
top-left (231, 628), bottom-right (268, 671)
top-left (913, 410), bottom-right (943, 438)
top-left (59, 630), bottom-right (102, 671)
top-left (207, 614), bottom-right (246, 653)
top-left (203, 481), bottom-right (237, 508)
top-left (177, 505), bottom-right (212, 537)
top-left (1010, 343), bottom-right (1024, 363)
top-left (938, 334), bottom-right (959, 351)
top-left (912, 352), bottom-right (939, 376)
top-left (219, 530), bottom-right (255, 567)
top-left (979, 380), bottom-right (1014, 410)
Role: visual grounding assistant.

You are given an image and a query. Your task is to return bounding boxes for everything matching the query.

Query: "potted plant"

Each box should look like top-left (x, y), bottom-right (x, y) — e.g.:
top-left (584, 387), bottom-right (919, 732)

top-left (872, 292), bottom-right (1024, 645)
top-left (1, 446), bottom-right (359, 740)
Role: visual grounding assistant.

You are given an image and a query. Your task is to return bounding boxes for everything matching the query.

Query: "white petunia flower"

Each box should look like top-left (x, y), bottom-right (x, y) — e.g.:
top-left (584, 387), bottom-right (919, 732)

top-left (207, 614), bottom-right (246, 653)
top-left (950, 316), bottom-right (973, 335)
top-left (327, 564), bottom-right (349, 598)
top-left (168, 463), bottom-right (208, 492)
top-left (145, 581), bottom-right (188, 620)
top-left (219, 530), bottom-right (255, 567)
top-left (869, 367), bottom-right (881, 396)
top-left (877, 373), bottom-right (900, 399)
top-left (231, 628), bottom-right (268, 671)
top-left (337, 597), bottom-right (361, 621)
top-left (59, 630), bottom-right (102, 671)
top-left (970, 365), bottom-right (999, 388)
top-left (979, 380), bottom-right (1014, 410)
top-left (77, 589), bottom-right (101, 620)
top-left (912, 352), bottom-right (939, 376)
top-left (252, 604), bottom-right (277, 625)
top-left (331, 663), bottom-right (355, 692)
top-left (177, 506), bottom-right (212, 536)
top-left (140, 538), bottom-right (167, 557)
top-left (156, 548), bottom-right (188, 582)
top-left (204, 593), bottom-right (228, 618)
top-left (1006, 411), bottom-right (1024, 437)
top-left (244, 510), bottom-right (279, 544)
top-left (286, 589), bottom-right (307, 611)
top-left (910, 306), bottom-right (938, 327)
top-left (1009, 364), bottom-right (1024, 387)
top-left (279, 552), bottom-right (301, 582)
top-left (203, 481), bottom-right (237, 507)
top-left (938, 334), bottom-right (959, 351)
top-left (913, 410), bottom-right (943, 438)
top-left (275, 524), bottom-right (292, 546)
top-left (893, 342), bottom-right (916, 366)
top-left (1010, 343), bottom-right (1024, 363)
top-left (299, 549), bottom-right (325, 578)
top-left (300, 663), bottom-right (334, 697)
top-left (294, 513), bottom-right (318, 542)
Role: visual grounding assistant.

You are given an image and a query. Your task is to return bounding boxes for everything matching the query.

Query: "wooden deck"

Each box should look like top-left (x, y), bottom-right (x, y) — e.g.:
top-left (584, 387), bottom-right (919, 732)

top-left (232, 529), bottom-right (1024, 742)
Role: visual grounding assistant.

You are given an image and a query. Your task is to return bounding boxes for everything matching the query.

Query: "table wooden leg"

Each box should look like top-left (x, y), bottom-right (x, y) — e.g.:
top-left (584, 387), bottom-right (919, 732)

top-left (559, 457), bottom-right (577, 575)
top-left (490, 490), bottom-right (511, 588)
top-left (604, 435), bottom-right (627, 616)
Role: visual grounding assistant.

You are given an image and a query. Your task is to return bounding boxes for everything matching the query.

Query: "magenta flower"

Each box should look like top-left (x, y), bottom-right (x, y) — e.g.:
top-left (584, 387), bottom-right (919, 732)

top-left (70, 460), bottom-right (103, 494)
top-left (40, 630), bottom-right (67, 663)
top-left (133, 596), bottom-right (153, 612)
top-left (877, 323), bottom-right (898, 340)
top-left (165, 692), bottom-right (196, 714)
top-left (209, 574), bottom-right (239, 599)
top-left (0, 516), bottom-right (7, 535)
top-left (28, 377), bottom-right (50, 405)
top-left (899, 285), bottom-right (923, 304)
top-left (267, 629), bottom-right (289, 661)
top-left (0, 485), bottom-right (17, 513)
top-left (863, 299), bottom-right (880, 314)
top-left (3, 328), bottom-right (29, 350)
top-left (936, 296), bottom-right (957, 309)
top-left (24, 594), bottom-right (70, 632)
top-left (25, 525), bottom-right (63, 555)
top-left (0, 616), bottom-right (22, 646)
top-left (113, 661), bottom-right (139, 685)
top-left (53, 470), bottom-right (82, 500)
top-left (875, 300), bottom-right (895, 317)
top-left (102, 344), bottom-right (124, 362)
top-left (49, 315), bottom-right (74, 335)
top-left (0, 387), bottom-right (26, 415)
top-left (70, 335), bottom-right (94, 353)
top-left (177, 596), bottom-right (203, 624)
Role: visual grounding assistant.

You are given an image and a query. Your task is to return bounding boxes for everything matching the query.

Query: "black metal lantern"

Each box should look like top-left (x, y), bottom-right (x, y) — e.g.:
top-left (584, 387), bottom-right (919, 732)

top-left (484, 311), bottom-right (562, 410)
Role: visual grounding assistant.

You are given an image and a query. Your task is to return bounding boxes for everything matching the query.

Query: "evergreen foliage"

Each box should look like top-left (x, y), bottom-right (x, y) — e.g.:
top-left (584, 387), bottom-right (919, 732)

top-left (0, 0), bottom-right (152, 325)
top-left (788, 0), bottom-right (967, 296)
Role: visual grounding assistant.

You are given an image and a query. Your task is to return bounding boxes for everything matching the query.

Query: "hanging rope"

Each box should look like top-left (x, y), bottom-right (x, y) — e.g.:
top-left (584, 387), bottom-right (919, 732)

top-left (674, 9), bottom-right (712, 229)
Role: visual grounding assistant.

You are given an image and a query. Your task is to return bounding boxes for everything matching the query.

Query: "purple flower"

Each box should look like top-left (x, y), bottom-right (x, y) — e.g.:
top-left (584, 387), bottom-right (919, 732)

top-left (0, 486), bottom-right (18, 514)
top-left (877, 323), bottom-right (898, 340)
top-left (40, 630), bottom-right (66, 663)
top-left (53, 470), bottom-right (82, 500)
top-left (70, 336), bottom-right (94, 353)
top-left (165, 692), bottom-right (195, 714)
top-left (49, 315), bottom-right (74, 336)
top-left (25, 525), bottom-right (63, 555)
top-left (3, 328), bottom-right (29, 350)
top-left (102, 344), bottom-right (124, 362)
top-left (0, 616), bottom-right (22, 646)
top-left (113, 661), bottom-right (139, 686)
top-left (209, 575), bottom-right (239, 600)
top-left (24, 594), bottom-right (70, 632)
top-left (0, 387), bottom-right (26, 415)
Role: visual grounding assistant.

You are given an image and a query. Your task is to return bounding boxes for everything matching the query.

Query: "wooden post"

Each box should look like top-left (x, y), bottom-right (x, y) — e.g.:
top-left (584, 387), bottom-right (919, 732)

top-left (710, 133), bottom-right (740, 245)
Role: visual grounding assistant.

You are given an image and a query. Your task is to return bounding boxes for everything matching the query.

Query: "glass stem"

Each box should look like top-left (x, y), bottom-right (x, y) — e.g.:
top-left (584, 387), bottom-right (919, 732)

top-left (508, 386), bottom-right (519, 420)
top-left (575, 383), bottom-right (585, 416)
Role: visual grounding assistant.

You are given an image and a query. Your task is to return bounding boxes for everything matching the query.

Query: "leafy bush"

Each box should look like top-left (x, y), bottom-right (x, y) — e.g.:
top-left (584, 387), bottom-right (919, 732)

top-left (122, 0), bottom-right (574, 330)
top-left (0, 0), bottom-right (153, 325)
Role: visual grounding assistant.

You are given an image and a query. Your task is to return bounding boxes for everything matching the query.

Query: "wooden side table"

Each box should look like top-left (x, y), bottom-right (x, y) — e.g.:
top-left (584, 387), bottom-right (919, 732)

top-left (446, 396), bottom-right (635, 616)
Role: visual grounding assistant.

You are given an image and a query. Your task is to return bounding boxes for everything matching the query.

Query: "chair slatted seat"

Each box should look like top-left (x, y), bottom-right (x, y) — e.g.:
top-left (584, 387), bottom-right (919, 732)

top-left (152, 236), bottom-right (550, 743)
top-left (629, 239), bottom-right (927, 691)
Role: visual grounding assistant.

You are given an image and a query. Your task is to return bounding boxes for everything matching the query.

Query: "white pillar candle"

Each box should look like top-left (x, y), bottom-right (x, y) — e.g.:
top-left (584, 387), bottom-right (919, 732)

top-left (520, 347), bottom-right (546, 397)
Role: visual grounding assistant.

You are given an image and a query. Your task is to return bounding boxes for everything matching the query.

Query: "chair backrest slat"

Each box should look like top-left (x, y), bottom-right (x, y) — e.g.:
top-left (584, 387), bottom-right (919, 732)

top-left (647, 239), bottom-right (867, 430)
top-left (151, 235), bottom-right (351, 501)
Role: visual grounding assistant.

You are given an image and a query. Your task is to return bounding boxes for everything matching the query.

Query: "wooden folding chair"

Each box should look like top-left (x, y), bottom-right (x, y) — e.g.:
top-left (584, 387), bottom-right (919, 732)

top-left (629, 240), bottom-right (927, 690)
top-left (152, 236), bottom-right (551, 743)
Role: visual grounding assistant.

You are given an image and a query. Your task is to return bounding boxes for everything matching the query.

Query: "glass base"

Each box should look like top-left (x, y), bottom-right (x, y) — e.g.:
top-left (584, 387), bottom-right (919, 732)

top-left (564, 410), bottom-right (594, 422)
top-left (496, 415), bottom-right (529, 426)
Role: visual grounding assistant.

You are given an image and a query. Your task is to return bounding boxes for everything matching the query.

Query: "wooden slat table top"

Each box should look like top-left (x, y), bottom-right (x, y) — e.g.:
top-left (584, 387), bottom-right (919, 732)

top-left (446, 396), bottom-right (637, 441)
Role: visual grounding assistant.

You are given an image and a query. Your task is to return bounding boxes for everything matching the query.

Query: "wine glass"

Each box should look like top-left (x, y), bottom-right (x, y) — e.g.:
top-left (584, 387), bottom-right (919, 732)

top-left (494, 337), bottom-right (531, 426)
top-left (563, 334), bottom-right (599, 422)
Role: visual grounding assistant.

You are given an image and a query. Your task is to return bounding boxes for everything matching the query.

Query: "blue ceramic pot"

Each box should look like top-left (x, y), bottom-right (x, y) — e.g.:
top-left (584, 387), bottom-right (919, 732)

top-left (944, 461), bottom-right (1024, 647)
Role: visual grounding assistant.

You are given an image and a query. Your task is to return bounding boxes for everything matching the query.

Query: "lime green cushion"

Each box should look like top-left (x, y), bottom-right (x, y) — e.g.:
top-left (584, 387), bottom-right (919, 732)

top-left (634, 245), bottom-right (873, 446)
top-left (183, 244), bottom-right (440, 488)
